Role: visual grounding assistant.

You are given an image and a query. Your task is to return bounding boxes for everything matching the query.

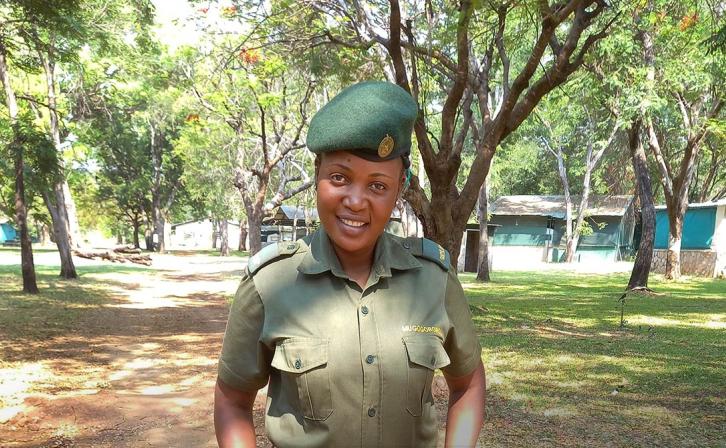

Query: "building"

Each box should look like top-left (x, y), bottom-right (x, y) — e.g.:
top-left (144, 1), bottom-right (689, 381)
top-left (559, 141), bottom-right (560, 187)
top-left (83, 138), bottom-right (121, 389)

top-left (262, 205), bottom-right (318, 243)
top-left (482, 195), bottom-right (636, 267)
top-left (0, 218), bottom-right (17, 244)
top-left (653, 199), bottom-right (726, 277)
top-left (169, 219), bottom-right (241, 250)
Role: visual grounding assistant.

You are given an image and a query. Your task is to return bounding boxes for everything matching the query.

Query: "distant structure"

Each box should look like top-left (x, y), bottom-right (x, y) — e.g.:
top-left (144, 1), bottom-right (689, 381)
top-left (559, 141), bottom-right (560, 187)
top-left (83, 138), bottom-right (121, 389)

top-left (262, 205), bottom-right (319, 244)
top-left (0, 217), bottom-right (17, 245)
top-left (170, 219), bottom-right (241, 250)
top-left (653, 199), bottom-right (726, 277)
top-left (462, 195), bottom-right (636, 270)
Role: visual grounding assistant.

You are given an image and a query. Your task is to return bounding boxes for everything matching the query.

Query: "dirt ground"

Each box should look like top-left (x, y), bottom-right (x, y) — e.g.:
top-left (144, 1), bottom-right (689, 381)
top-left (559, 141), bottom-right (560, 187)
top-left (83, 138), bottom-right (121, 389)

top-left (0, 252), bottom-right (454, 447)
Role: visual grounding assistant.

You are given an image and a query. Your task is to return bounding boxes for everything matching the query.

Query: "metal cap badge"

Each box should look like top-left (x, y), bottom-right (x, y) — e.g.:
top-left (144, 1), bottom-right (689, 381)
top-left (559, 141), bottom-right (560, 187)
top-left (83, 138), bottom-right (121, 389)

top-left (378, 134), bottom-right (394, 158)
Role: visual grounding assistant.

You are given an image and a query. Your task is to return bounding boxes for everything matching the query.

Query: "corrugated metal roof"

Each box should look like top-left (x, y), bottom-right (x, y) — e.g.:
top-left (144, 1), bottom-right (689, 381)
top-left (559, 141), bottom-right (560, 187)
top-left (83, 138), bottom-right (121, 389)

top-left (654, 198), bottom-right (726, 210)
top-left (490, 195), bottom-right (634, 217)
top-left (266, 205), bottom-right (319, 221)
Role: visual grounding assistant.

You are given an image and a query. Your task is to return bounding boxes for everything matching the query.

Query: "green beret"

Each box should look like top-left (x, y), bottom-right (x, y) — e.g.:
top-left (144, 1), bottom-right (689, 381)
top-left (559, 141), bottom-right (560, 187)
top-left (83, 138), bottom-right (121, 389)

top-left (306, 81), bottom-right (417, 163)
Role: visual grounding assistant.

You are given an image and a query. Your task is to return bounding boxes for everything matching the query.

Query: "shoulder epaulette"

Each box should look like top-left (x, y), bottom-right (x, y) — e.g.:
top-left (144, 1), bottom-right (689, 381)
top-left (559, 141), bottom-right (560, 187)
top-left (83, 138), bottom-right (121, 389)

top-left (404, 237), bottom-right (450, 271)
top-left (247, 241), bottom-right (301, 275)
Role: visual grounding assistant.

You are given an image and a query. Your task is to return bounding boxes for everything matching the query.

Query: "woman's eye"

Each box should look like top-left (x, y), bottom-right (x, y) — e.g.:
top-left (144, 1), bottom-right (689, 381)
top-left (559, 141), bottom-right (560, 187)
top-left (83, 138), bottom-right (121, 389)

top-left (370, 182), bottom-right (387, 192)
top-left (330, 173), bottom-right (346, 183)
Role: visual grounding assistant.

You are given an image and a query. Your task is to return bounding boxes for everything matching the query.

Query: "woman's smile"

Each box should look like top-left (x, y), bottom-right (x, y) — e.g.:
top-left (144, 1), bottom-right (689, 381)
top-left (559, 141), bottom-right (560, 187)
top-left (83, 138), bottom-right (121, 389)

top-left (316, 151), bottom-right (403, 262)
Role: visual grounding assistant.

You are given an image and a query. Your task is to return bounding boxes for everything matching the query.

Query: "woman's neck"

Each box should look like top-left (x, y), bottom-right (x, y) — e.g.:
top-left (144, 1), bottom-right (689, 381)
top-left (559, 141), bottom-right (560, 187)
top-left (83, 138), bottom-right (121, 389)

top-left (332, 243), bottom-right (376, 289)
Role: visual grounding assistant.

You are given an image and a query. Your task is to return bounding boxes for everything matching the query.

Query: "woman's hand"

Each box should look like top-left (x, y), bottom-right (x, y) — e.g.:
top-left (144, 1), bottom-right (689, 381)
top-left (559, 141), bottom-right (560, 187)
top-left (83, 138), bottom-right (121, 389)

top-left (214, 378), bottom-right (259, 448)
top-left (443, 361), bottom-right (486, 447)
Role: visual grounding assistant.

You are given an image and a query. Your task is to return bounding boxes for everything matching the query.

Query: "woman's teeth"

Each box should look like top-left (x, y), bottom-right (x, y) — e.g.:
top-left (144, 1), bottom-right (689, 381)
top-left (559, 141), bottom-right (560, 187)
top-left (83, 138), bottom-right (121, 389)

top-left (341, 218), bottom-right (365, 227)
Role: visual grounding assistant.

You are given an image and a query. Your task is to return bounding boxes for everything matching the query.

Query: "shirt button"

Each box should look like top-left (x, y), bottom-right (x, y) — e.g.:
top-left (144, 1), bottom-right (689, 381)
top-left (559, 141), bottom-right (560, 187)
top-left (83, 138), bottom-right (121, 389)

top-left (294, 359), bottom-right (302, 369)
top-left (365, 355), bottom-right (375, 364)
top-left (361, 306), bottom-right (369, 315)
top-left (367, 407), bottom-right (376, 417)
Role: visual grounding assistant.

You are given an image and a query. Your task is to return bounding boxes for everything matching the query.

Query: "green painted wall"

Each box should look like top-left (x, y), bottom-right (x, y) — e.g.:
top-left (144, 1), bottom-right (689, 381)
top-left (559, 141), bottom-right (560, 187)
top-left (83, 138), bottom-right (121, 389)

top-left (0, 223), bottom-right (17, 243)
top-left (655, 207), bottom-right (716, 249)
top-left (491, 216), bottom-right (551, 246)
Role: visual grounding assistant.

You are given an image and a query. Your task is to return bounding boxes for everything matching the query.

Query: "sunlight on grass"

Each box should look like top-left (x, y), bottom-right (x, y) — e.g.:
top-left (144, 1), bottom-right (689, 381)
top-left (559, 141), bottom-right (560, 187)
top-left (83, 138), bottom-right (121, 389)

top-left (462, 270), bottom-right (725, 446)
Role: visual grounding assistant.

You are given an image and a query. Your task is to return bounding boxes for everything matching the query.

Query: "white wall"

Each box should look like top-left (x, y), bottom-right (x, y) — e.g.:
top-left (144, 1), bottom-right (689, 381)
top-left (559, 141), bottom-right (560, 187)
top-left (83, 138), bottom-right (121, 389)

top-left (714, 205), bottom-right (726, 277)
top-left (169, 220), bottom-right (241, 250)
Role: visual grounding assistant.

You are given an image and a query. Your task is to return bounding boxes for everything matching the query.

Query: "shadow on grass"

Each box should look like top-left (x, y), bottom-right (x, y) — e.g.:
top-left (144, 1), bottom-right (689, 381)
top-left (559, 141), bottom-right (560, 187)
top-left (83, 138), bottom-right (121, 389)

top-left (0, 265), bottom-right (230, 346)
top-left (462, 270), bottom-right (725, 447)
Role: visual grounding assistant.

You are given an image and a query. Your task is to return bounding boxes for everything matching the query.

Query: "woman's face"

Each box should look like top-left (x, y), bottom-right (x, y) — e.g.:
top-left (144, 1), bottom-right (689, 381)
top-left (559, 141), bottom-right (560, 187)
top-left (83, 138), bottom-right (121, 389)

top-left (316, 151), bottom-right (404, 258)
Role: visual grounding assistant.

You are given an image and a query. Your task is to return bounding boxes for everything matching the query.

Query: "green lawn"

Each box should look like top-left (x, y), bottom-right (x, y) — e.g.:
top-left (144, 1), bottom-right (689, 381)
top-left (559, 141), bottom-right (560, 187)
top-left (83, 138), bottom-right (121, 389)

top-left (461, 271), bottom-right (725, 447)
top-left (0, 264), bottom-right (148, 340)
top-left (1, 262), bottom-right (723, 446)
top-left (166, 248), bottom-right (250, 257)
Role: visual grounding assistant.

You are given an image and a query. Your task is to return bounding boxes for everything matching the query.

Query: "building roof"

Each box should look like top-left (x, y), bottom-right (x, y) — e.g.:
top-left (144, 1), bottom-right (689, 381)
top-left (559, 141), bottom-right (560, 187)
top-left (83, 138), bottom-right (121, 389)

top-left (490, 195), bottom-right (634, 218)
top-left (264, 205), bottom-right (319, 223)
top-left (654, 198), bottom-right (726, 211)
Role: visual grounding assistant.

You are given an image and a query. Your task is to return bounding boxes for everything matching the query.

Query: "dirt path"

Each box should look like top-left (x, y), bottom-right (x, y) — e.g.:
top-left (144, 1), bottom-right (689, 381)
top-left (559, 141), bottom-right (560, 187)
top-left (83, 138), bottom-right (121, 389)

top-left (1, 252), bottom-right (457, 447)
top-left (0, 253), bottom-right (277, 447)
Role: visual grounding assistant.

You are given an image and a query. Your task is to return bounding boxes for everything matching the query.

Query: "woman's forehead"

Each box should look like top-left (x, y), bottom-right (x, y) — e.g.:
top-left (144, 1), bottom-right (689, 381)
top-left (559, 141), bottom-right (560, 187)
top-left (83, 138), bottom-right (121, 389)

top-left (320, 151), bottom-right (403, 174)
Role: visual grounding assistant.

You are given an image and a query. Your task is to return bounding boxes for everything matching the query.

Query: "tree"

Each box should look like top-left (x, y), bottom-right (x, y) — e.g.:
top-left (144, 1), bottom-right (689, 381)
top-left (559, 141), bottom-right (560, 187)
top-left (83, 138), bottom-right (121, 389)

top-left (626, 118), bottom-right (656, 290)
top-left (535, 87), bottom-right (619, 263)
top-left (280, 0), bottom-right (615, 262)
top-left (70, 32), bottom-right (184, 252)
top-left (0, 44), bottom-right (38, 293)
top-left (635, 1), bottom-right (724, 279)
top-left (177, 36), bottom-right (315, 255)
top-left (175, 111), bottom-right (244, 256)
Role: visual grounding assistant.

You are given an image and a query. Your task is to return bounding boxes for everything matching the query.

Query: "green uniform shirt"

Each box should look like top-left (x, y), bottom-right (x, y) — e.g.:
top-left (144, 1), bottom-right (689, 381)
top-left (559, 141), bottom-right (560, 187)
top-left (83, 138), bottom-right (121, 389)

top-left (218, 229), bottom-right (482, 447)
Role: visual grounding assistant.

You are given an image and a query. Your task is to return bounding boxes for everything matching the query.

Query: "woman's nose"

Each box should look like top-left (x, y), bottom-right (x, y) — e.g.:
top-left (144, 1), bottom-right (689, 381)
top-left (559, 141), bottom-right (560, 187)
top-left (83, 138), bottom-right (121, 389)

top-left (342, 185), bottom-right (366, 211)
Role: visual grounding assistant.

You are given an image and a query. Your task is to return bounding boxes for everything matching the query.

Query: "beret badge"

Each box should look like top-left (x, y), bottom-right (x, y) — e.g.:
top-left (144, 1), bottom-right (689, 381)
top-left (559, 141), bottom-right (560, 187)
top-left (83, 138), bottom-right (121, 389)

top-left (378, 134), bottom-right (395, 158)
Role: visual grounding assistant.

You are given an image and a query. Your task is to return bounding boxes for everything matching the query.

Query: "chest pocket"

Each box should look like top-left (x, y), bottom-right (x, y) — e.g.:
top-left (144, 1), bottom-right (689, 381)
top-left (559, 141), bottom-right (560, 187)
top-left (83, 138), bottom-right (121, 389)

top-left (271, 337), bottom-right (333, 421)
top-left (402, 334), bottom-right (451, 416)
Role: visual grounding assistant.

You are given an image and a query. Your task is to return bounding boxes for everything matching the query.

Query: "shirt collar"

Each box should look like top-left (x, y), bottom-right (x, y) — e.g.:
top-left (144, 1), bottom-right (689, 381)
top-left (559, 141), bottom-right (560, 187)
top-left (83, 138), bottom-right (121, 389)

top-left (297, 229), bottom-right (421, 280)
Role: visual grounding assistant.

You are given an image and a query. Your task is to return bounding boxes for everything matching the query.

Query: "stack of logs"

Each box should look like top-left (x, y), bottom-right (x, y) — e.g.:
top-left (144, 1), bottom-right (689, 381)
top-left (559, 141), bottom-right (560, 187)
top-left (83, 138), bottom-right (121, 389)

top-left (73, 245), bottom-right (152, 266)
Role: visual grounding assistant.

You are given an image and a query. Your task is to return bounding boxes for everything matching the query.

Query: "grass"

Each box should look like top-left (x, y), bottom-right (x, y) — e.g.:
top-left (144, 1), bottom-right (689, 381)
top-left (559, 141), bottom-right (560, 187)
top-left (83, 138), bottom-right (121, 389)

top-left (165, 248), bottom-right (250, 257)
top-left (461, 271), bottom-right (725, 447)
top-left (1, 259), bottom-right (723, 446)
top-left (0, 264), bottom-right (148, 341)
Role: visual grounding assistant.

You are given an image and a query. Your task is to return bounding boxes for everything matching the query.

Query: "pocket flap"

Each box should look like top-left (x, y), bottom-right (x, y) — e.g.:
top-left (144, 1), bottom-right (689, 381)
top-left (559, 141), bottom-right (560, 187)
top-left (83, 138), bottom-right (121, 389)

top-left (271, 338), bottom-right (329, 373)
top-left (403, 334), bottom-right (451, 370)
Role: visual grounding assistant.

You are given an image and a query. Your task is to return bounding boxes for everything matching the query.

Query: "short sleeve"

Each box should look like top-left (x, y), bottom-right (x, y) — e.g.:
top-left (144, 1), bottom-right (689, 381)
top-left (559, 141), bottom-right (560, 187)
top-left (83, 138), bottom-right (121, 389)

top-left (217, 274), bottom-right (272, 391)
top-left (441, 268), bottom-right (482, 378)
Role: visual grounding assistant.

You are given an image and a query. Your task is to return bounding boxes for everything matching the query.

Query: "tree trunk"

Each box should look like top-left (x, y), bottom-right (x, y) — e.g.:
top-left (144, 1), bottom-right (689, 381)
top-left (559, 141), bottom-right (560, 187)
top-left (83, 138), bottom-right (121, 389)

top-left (568, 144), bottom-right (596, 264)
top-left (212, 219), bottom-right (218, 249)
top-left (39, 223), bottom-right (50, 246)
top-left (43, 188), bottom-right (78, 279)
top-left (40, 45), bottom-right (81, 248)
top-left (476, 180), bottom-right (491, 282)
top-left (132, 218), bottom-right (140, 249)
top-left (246, 208), bottom-right (263, 256)
top-left (627, 119), bottom-right (655, 290)
top-left (149, 124), bottom-right (165, 253)
top-left (1, 42), bottom-right (38, 293)
top-left (555, 149), bottom-right (575, 263)
top-left (665, 212), bottom-right (683, 279)
top-left (144, 225), bottom-right (153, 251)
top-left (417, 180), bottom-right (465, 269)
top-left (219, 219), bottom-right (230, 256)
top-left (14, 140), bottom-right (38, 293)
top-left (238, 224), bottom-right (247, 251)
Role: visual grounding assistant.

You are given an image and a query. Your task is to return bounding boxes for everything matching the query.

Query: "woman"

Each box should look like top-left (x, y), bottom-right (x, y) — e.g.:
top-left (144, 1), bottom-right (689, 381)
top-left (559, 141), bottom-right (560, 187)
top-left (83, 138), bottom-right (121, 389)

top-left (215, 81), bottom-right (485, 447)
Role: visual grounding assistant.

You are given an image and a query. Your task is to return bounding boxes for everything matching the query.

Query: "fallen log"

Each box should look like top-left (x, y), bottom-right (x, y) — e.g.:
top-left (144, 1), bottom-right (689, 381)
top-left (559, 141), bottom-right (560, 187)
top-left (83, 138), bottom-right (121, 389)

top-left (73, 249), bottom-right (152, 266)
top-left (113, 245), bottom-right (143, 255)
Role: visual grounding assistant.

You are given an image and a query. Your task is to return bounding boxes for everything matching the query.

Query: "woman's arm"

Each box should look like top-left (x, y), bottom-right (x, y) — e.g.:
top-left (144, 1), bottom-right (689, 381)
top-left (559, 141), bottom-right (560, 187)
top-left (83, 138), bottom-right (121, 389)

top-left (214, 378), bottom-right (259, 448)
top-left (443, 361), bottom-right (486, 448)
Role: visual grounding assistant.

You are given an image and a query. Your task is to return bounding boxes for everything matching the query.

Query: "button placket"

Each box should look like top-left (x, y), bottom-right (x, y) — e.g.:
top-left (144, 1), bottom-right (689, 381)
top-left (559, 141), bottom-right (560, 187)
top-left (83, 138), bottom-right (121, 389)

top-left (358, 297), bottom-right (381, 436)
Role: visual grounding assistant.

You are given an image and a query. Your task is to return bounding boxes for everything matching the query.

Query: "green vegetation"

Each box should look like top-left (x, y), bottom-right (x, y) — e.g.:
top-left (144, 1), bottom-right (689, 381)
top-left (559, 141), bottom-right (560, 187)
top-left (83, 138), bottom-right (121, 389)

top-left (0, 264), bottom-right (143, 340)
top-left (461, 272), bottom-right (725, 446)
